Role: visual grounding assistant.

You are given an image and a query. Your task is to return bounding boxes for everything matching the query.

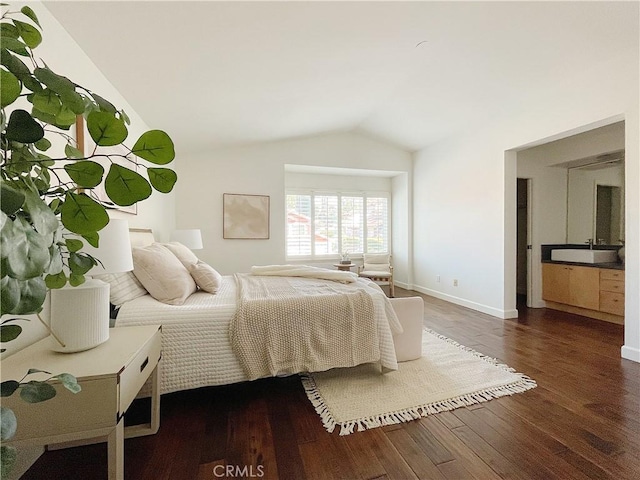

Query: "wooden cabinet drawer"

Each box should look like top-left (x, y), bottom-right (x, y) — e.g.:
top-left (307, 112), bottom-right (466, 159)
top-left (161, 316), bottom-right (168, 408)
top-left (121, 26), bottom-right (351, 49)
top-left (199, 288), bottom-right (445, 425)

top-left (600, 269), bottom-right (624, 282)
top-left (600, 279), bottom-right (624, 293)
top-left (118, 328), bottom-right (162, 417)
top-left (600, 291), bottom-right (624, 316)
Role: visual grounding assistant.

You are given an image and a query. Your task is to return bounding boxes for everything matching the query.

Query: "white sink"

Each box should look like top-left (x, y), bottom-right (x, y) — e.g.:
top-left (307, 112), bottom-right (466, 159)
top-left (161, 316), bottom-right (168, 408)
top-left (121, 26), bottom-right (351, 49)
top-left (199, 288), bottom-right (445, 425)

top-left (551, 249), bottom-right (618, 264)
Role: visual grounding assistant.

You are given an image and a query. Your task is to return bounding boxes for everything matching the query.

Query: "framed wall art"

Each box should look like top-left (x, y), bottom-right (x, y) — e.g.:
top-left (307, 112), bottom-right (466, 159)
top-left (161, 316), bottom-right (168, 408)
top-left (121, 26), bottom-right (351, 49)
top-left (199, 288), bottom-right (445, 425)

top-left (223, 193), bottom-right (270, 239)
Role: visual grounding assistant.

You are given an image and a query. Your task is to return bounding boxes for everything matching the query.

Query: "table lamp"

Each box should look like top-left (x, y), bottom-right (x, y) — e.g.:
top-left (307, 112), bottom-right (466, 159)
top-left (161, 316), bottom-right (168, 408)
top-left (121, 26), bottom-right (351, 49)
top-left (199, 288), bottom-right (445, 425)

top-left (49, 219), bottom-right (133, 352)
top-left (170, 229), bottom-right (203, 250)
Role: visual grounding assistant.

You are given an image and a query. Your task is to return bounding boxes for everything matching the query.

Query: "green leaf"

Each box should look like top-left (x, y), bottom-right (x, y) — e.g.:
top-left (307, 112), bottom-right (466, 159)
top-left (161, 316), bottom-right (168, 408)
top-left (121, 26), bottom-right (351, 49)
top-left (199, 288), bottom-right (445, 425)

top-left (64, 161), bottom-right (104, 188)
top-left (68, 252), bottom-right (95, 275)
top-left (68, 273), bottom-right (85, 287)
top-left (1, 48), bottom-right (29, 78)
top-left (0, 325), bottom-right (21, 342)
top-left (0, 444), bottom-right (17, 479)
top-left (13, 20), bottom-right (42, 49)
top-left (45, 271), bottom-right (66, 289)
top-left (0, 69), bottom-right (21, 108)
top-left (6, 217), bottom-right (50, 280)
top-left (89, 91), bottom-right (117, 114)
top-left (0, 36), bottom-right (28, 56)
top-left (105, 164), bottom-right (152, 206)
top-left (34, 137), bottom-right (52, 151)
top-left (4, 109), bottom-right (44, 143)
top-left (60, 192), bottom-right (109, 235)
top-left (55, 104), bottom-right (77, 128)
top-left (82, 231), bottom-right (99, 248)
top-left (64, 143), bottom-right (84, 159)
top-left (148, 167), bottom-right (177, 193)
top-left (0, 276), bottom-right (46, 316)
top-left (34, 67), bottom-right (75, 95)
top-left (131, 130), bottom-right (175, 165)
top-left (0, 277), bottom-right (19, 315)
top-left (0, 183), bottom-right (25, 216)
top-left (0, 381), bottom-right (19, 398)
top-left (55, 373), bottom-right (81, 394)
top-left (20, 381), bottom-right (56, 403)
top-left (20, 6), bottom-right (41, 27)
top-left (65, 238), bottom-right (83, 253)
top-left (32, 89), bottom-right (62, 115)
top-left (1, 23), bottom-right (19, 39)
top-left (0, 406), bottom-right (17, 440)
top-left (22, 190), bottom-right (59, 235)
top-left (59, 89), bottom-right (85, 115)
top-left (87, 111), bottom-right (127, 146)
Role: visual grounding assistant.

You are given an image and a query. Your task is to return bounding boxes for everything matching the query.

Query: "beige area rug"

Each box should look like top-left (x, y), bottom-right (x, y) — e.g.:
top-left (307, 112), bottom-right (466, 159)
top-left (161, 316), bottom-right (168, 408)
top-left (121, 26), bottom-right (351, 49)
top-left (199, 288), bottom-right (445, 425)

top-left (300, 328), bottom-right (537, 435)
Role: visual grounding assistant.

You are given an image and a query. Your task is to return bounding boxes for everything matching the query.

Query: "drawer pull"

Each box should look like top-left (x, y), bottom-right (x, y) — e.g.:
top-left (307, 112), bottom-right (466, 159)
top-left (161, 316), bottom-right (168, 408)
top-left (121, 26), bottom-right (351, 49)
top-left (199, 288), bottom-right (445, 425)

top-left (140, 356), bottom-right (149, 373)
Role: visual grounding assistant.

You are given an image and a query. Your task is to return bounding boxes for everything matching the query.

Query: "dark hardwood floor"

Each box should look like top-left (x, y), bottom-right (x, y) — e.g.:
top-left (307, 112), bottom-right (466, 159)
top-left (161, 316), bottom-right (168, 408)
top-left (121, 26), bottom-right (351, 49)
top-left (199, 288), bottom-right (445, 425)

top-left (22, 288), bottom-right (640, 479)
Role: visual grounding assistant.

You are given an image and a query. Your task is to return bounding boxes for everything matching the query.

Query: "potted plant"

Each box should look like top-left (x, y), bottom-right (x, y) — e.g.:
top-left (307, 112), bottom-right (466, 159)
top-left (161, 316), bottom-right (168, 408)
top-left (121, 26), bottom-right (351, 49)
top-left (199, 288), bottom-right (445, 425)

top-left (0, 4), bottom-right (177, 477)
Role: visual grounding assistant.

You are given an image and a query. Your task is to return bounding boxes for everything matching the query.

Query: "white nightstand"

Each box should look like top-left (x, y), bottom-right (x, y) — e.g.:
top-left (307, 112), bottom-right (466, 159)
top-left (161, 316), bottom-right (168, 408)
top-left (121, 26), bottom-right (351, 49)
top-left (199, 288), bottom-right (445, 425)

top-left (1, 325), bottom-right (162, 480)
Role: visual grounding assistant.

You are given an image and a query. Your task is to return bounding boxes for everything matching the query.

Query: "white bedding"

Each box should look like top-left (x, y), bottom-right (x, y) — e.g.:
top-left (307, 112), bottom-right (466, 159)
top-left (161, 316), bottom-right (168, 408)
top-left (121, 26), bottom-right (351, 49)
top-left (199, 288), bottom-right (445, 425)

top-left (116, 275), bottom-right (399, 394)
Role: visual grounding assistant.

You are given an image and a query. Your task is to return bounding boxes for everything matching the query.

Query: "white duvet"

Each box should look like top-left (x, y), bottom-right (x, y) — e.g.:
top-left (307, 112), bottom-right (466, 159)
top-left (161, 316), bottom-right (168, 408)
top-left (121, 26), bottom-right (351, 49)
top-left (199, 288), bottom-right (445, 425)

top-left (116, 275), bottom-right (399, 394)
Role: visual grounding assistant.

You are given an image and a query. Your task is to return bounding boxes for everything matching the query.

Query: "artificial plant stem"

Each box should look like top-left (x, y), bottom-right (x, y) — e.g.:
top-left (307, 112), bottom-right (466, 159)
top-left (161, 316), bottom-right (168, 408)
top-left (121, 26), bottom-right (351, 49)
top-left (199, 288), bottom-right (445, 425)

top-left (36, 312), bottom-right (65, 347)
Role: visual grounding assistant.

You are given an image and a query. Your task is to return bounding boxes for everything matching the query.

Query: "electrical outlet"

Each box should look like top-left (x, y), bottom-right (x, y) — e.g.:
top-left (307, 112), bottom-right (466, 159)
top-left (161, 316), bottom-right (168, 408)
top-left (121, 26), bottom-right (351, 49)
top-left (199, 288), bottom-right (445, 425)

top-left (453, 279), bottom-right (458, 286)
top-left (436, 275), bottom-right (440, 283)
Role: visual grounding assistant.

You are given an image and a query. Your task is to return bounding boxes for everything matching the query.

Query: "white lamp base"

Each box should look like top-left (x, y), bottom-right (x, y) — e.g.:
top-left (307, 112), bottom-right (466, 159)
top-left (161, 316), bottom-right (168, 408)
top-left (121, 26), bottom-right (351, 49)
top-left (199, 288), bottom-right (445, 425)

top-left (49, 279), bottom-right (110, 353)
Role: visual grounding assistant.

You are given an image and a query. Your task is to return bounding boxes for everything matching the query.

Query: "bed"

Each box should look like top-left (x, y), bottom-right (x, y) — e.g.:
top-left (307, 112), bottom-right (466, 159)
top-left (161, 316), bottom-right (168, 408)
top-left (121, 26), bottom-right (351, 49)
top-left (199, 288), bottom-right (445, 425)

top-left (110, 229), bottom-right (424, 395)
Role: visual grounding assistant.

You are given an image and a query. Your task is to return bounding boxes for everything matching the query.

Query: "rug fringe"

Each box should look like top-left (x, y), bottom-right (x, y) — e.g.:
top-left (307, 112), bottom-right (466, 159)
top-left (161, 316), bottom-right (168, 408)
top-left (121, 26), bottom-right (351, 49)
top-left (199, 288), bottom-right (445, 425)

top-left (300, 328), bottom-right (538, 436)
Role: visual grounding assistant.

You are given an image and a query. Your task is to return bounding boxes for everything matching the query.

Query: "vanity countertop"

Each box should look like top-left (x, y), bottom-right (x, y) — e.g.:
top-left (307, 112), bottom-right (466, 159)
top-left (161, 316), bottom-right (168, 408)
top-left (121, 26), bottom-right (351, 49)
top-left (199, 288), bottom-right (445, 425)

top-left (541, 259), bottom-right (624, 270)
top-left (540, 244), bottom-right (624, 270)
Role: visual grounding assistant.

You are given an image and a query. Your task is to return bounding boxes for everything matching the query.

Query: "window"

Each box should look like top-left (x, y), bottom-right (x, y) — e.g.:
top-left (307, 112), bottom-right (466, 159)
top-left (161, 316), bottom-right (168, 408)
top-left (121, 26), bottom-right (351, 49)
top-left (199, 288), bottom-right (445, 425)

top-left (286, 191), bottom-right (389, 258)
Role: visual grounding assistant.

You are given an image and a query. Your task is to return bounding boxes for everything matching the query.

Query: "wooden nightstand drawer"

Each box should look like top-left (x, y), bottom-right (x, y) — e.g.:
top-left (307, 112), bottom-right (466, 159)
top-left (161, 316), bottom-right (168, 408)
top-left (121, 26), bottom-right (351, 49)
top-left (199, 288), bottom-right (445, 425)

top-left (118, 328), bottom-right (161, 417)
top-left (3, 376), bottom-right (118, 442)
top-left (600, 291), bottom-right (624, 316)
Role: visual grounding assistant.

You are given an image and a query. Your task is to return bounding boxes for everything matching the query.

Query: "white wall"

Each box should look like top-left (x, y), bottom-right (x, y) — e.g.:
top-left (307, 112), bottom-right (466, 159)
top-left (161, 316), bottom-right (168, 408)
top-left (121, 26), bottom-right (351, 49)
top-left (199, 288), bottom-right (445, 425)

top-left (34, 1), bottom-right (176, 240)
top-left (413, 49), bottom-right (639, 362)
top-left (175, 131), bottom-right (412, 279)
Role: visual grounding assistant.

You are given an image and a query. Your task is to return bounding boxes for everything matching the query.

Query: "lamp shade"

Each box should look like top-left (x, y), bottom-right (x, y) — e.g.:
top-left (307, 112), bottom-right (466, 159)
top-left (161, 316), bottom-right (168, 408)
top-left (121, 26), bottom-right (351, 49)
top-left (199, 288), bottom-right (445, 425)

top-left (84, 218), bottom-right (134, 274)
top-left (170, 229), bottom-right (203, 250)
top-left (49, 219), bottom-right (132, 353)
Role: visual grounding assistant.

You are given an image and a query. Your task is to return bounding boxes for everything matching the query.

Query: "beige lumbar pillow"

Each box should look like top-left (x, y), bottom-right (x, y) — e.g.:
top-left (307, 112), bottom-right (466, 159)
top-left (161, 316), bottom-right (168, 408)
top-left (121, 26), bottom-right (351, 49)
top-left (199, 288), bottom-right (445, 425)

top-left (188, 261), bottom-right (222, 294)
top-left (132, 243), bottom-right (197, 305)
top-left (162, 241), bottom-right (198, 268)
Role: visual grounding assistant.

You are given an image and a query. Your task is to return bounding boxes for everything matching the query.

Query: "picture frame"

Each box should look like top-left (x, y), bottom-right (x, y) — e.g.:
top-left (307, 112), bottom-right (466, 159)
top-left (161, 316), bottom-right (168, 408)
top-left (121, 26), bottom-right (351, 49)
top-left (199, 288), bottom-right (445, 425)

top-left (75, 116), bottom-right (138, 215)
top-left (223, 193), bottom-right (270, 239)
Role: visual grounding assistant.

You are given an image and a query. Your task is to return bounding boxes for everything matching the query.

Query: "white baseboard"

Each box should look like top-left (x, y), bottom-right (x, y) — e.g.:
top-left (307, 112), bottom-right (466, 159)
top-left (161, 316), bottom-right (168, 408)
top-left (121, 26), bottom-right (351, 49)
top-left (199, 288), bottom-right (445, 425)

top-left (412, 285), bottom-right (516, 319)
top-left (394, 281), bottom-right (413, 291)
top-left (621, 345), bottom-right (640, 363)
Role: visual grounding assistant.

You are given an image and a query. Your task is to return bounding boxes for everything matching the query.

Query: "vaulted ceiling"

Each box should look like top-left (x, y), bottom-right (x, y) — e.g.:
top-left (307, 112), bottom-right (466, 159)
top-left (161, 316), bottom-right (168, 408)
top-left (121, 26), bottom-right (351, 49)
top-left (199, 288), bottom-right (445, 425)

top-left (45, 1), bottom-right (639, 153)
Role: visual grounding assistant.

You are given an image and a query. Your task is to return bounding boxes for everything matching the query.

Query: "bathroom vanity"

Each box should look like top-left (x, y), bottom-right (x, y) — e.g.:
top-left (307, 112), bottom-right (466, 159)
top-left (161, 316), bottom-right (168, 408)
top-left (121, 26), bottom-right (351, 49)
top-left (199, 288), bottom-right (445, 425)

top-left (541, 245), bottom-right (624, 324)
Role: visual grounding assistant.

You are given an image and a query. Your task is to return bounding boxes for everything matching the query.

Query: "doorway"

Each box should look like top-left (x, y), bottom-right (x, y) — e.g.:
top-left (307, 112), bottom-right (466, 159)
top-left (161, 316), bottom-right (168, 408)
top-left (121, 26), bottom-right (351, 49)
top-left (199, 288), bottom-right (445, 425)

top-left (516, 178), bottom-right (530, 306)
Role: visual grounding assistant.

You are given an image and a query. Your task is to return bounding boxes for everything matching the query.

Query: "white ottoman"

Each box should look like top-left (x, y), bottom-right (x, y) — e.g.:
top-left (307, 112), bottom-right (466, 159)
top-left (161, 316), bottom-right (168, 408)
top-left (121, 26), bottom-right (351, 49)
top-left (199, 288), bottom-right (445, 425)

top-left (389, 296), bottom-right (424, 362)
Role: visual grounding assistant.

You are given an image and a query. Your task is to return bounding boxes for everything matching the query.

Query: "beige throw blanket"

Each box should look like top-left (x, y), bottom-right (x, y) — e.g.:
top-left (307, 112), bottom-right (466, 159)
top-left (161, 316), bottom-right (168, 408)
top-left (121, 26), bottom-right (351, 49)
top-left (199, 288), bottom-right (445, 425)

top-left (250, 264), bottom-right (357, 283)
top-left (230, 273), bottom-right (381, 380)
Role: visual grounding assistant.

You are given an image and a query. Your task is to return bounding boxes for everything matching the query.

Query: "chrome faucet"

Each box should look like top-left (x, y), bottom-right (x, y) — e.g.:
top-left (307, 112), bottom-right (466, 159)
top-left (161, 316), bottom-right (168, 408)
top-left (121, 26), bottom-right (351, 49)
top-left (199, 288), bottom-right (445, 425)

top-left (585, 238), bottom-right (594, 249)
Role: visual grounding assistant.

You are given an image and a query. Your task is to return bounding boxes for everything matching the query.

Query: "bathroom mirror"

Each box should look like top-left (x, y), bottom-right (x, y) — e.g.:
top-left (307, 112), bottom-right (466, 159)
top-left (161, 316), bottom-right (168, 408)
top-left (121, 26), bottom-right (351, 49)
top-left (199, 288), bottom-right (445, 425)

top-left (566, 154), bottom-right (624, 245)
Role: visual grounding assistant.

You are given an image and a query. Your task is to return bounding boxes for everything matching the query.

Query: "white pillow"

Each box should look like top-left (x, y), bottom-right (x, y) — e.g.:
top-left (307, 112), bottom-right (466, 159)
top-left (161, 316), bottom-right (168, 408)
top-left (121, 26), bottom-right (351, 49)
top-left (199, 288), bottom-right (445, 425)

top-left (162, 241), bottom-right (198, 268)
top-left (132, 243), bottom-right (197, 305)
top-left (94, 271), bottom-right (148, 306)
top-left (188, 261), bottom-right (222, 294)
